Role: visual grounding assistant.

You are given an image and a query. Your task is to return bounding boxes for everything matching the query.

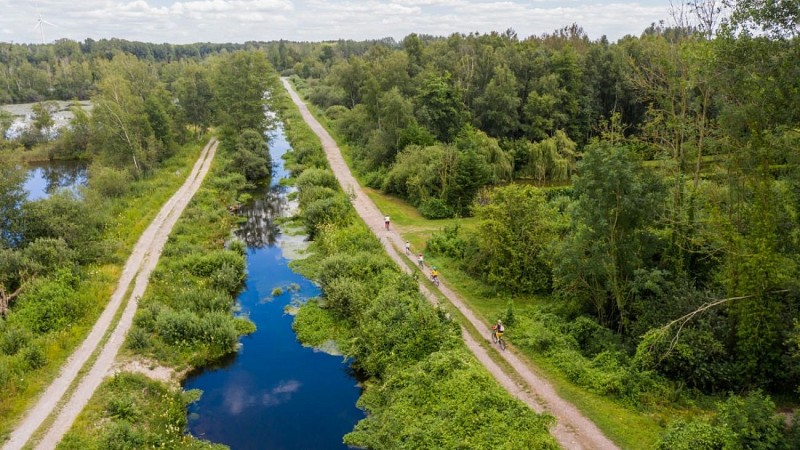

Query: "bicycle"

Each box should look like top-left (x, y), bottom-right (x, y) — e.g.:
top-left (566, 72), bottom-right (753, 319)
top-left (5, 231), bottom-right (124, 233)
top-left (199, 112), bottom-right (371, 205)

top-left (431, 274), bottom-right (440, 287)
top-left (491, 326), bottom-right (506, 351)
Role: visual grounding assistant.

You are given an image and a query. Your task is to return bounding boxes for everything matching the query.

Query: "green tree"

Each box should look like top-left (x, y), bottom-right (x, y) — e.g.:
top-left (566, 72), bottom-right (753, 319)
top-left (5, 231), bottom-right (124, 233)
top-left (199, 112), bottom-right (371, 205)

top-left (175, 63), bottom-right (214, 137)
top-left (554, 142), bottom-right (664, 329)
top-left (464, 185), bottom-right (555, 293)
top-left (231, 129), bottom-right (271, 183)
top-left (212, 51), bottom-right (274, 142)
top-left (415, 72), bottom-right (468, 143)
top-left (473, 64), bottom-right (521, 138)
top-left (0, 160), bottom-right (26, 249)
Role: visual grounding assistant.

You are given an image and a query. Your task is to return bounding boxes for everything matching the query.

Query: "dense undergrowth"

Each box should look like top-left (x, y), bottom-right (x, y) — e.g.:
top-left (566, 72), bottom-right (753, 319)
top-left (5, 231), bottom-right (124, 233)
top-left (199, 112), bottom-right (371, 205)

top-left (277, 79), bottom-right (559, 448)
top-left (0, 141), bottom-right (206, 439)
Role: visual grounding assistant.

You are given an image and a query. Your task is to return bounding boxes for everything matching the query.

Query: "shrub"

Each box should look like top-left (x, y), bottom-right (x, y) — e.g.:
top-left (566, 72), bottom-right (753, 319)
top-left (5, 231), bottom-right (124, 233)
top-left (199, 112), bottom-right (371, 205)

top-left (295, 168), bottom-right (338, 191)
top-left (419, 198), bottom-right (454, 219)
top-left (1, 325), bottom-right (31, 355)
top-left (13, 273), bottom-right (86, 334)
top-left (101, 421), bottom-right (145, 450)
top-left (301, 194), bottom-right (352, 238)
top-left (107, 393), bottom-right (140, 421)
top-left (155, 309), bottom-right (201, 346)
top-left (425, 224), bottom-right (465, 259)
top-left (566, 316), bottom-right (619, 357)
top-left (23, 343), bottom-right (46, 370)
top-left (88, 164), bottom-right (132, 198)
top-left (210, 262), bottom-right (245, 294)
top-left (182, 250), bottom-right (245, 279)
top-left (126, 327), bottom-right (150, 351)
top-left (716, 391), bottom-right (786, 450)
top-left (324, 105), bottom-right (349, 120)
top-left (656, 420), bottom-right (726, 450)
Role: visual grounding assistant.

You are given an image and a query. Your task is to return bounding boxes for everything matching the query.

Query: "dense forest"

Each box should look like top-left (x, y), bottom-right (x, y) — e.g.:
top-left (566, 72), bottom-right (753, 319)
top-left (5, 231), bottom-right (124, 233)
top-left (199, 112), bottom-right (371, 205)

top-left (1, 0), bottom-right (800, 446)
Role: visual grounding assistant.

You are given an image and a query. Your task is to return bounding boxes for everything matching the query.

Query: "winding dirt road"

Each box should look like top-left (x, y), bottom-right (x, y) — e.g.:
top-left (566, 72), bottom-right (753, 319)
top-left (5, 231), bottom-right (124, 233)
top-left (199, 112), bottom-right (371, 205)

top-left (281, 78), bottom-right (619, 450)
top-left (3, 139), bottom-right (218, 450)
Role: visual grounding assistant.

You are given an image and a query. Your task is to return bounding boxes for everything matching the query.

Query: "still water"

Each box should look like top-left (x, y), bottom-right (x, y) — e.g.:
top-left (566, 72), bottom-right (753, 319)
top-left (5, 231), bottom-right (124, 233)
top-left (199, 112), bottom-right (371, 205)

top-left (23, 160), bottom-right (87, 201)
top-left (183, 125), bottom-right (364, 449)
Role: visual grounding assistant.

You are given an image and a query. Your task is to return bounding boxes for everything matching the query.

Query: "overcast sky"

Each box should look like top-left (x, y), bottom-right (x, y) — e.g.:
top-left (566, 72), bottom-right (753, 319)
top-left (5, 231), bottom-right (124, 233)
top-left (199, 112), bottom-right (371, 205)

top-left (2, 0), bottom-right (672, 45)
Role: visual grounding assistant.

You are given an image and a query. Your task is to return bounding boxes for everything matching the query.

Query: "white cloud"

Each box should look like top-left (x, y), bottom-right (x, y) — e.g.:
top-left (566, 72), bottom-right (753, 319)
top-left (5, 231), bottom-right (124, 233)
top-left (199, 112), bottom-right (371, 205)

top-left (0, 0), bottom-right (670, 44)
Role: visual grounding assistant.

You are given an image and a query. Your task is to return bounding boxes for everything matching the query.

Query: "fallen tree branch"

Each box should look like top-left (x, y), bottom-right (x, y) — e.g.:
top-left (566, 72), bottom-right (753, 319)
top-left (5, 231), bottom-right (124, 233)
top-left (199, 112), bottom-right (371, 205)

top-left (654, 289), bottom-right (791, 360)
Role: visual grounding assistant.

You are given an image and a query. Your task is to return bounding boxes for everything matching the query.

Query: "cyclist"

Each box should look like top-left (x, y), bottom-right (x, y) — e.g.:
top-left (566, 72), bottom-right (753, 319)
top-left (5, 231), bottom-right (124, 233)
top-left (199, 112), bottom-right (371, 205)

top-left (417, 253), bottom-right (424, 268)
top-left (384, 215), bottom-right (391, 231)
top-left (430, 266), bottom-right (439, 285)
top-left (492, 319), bottom-right (505, 341)
top-left (405, 241), bottom-right (410, 255)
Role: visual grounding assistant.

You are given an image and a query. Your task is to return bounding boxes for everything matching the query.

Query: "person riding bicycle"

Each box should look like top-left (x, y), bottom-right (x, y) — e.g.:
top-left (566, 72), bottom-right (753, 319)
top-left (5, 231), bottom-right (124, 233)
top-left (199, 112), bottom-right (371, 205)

top-left (417, 253), bottom-right (424, 268)
top-left (492, 319), bottom-right (505, 340)
top-left (430, 266), bottom-right (439, 283)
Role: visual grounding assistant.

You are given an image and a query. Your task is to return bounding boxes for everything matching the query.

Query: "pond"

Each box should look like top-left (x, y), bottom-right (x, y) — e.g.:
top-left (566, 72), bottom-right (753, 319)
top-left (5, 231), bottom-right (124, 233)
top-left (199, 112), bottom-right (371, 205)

top-left (23, 159), bottom-right (88, 201)
top-left (1, 100), bottom-right (92, 140)
top-left (183, 125), bottom-right (364, 449)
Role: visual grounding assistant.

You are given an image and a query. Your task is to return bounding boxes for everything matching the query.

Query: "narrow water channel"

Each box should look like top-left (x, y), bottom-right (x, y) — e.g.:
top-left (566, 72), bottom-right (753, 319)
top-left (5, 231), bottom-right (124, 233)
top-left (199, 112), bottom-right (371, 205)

top-left (183, 125), bottom-right (364, 449)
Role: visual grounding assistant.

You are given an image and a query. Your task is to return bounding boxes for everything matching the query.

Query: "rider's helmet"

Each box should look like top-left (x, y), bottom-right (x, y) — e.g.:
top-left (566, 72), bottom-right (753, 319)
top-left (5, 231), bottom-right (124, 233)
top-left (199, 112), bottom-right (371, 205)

top-left (497, 319), bottom-right (502, 324)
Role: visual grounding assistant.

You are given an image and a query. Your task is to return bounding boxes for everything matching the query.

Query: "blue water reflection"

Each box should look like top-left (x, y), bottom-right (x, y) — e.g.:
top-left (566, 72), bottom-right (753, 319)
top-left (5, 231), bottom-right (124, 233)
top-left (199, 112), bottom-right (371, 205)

top-left (23, 160), bottom-right (87, 200)
top-left (183, 126), bottom-right (364, 449)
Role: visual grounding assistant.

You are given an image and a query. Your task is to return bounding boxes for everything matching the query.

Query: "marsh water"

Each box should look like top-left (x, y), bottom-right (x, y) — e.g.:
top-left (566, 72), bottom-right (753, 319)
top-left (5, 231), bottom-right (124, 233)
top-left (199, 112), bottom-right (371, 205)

top-left (22, 160), bottom-right (87, 200)
top-left (182, 125), bottom-right (364, 449)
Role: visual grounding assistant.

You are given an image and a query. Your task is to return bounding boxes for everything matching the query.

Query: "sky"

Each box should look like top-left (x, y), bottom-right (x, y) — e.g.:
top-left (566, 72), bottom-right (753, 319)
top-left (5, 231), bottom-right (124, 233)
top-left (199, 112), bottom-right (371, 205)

top-left (1, 0), bottom-right (672, 45)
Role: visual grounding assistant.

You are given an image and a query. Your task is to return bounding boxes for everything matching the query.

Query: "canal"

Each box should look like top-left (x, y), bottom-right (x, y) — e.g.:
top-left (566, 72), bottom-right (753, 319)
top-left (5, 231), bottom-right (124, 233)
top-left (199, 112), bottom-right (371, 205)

top-left (182, 124), bottom-right (364, 449)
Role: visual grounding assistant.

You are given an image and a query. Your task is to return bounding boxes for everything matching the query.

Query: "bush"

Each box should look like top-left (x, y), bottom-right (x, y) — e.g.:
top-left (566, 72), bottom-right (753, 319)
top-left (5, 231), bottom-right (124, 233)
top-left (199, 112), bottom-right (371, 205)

top-left (301, 194), bottom-right (352, 238)
top-left (324, 105), bottom-right (349, 120)
top-left (101, 421), bottom-right (145, 450)
top-left (126, 327), bottom-right (150, 351)
top-left (656, 420), bottom-right (726, 450)
top-left (23, 343), bottom-right (46, 370)
top-left (425, 224), bottom-right (465, 259)
top-left (155, 309), bottom-right (201, 346)
top-left (88, 164), bottom-right (132, 198)
top-left (107, 393), bottom-right (140, 421)
top-left (1, 325), bottom-right (31, 355)
top-left (419, 198), bottom-right (454, 219)
top-left (716, 391), bottom-right (786, 450)
top-left (295, 167), bottom-right (338, 191)
top-left (13, 273), bottom-right (86, 334)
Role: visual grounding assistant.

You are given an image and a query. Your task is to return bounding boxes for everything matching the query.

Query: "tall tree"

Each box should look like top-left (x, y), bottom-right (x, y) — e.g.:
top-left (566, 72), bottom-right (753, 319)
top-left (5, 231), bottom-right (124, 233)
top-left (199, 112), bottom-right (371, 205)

top-left (212, 50), bottom-right (273, 143)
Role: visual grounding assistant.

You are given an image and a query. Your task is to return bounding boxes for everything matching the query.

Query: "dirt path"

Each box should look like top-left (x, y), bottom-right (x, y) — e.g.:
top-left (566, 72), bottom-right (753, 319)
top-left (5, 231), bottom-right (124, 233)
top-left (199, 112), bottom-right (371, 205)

top-left (3, 139), bottom-right (219, 450)
top-left (281, 78), bottom-right (619, 450)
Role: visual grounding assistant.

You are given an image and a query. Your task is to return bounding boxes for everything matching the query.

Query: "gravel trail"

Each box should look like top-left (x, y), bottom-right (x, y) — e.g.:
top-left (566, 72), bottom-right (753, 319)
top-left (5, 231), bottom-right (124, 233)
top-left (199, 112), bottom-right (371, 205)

top-left (3, 139), bottom-right (218, 450)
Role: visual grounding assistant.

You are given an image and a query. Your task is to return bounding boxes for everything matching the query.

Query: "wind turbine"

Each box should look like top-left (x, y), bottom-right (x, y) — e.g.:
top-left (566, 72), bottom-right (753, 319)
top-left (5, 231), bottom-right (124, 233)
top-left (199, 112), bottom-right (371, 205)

top-left (33, 10), bottom-right (55, 44)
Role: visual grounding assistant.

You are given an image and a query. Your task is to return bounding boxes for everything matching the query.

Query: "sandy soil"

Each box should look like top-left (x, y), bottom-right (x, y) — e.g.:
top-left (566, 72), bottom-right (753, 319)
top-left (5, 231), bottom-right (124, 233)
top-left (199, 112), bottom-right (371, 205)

top-left (281, 78), bottom-right (620, 450)
top-left (2, 139), bottom-right (218, 450)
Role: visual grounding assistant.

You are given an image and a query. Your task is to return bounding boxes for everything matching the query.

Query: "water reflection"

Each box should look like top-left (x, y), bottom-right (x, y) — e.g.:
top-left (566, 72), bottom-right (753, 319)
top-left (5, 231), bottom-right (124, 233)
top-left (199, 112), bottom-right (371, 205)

top-left (184, 123), bottom-right (363, 449)
top-left (234, 185), bottom-right (287, 248)
top-left (23, 160), bottom-right (87, 201)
